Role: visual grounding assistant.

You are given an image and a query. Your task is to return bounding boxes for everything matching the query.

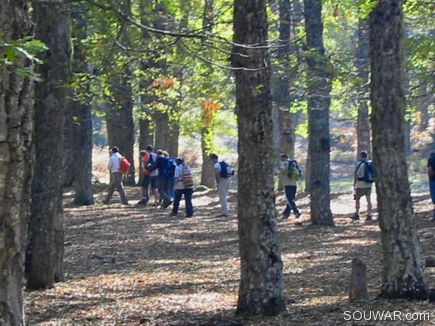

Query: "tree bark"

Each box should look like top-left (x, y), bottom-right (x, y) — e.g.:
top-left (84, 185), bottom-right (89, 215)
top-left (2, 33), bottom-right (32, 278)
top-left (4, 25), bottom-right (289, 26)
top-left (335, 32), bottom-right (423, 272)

top-left (233, 0), bottom-right (286, 316)
top-left (272, 0), bottom-right (303, 160)
top-left (200, 127), bottom-right (215, 188)
top-left (0, 1), bottom-right (33, 323)
top-left (106, 74), bottom-right (135, 185)
top-left (304, 0), bottom-right (334, 226)
top-left (63, 108), bottom-right (75, 187)
top-left (355, 17), bottom-right (371, 158)
top-left (26, 2), bottom-right (71, 289)
top-left (105, 0), bottom-right (135, 185)
top-left (370, 0), bottom-right (428, 300)
top-left (71, 4), bottom-right (94, 205)
top-left (72, 100), bottom-right (94, 205)
top-left (154, 110), bottom-right (170, 151)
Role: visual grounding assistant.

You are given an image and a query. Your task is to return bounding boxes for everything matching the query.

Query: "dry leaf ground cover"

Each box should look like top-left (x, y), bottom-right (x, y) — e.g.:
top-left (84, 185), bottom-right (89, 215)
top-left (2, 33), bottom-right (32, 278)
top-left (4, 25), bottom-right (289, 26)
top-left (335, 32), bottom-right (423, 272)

top-left (25, 182), bottom-right (435, 326)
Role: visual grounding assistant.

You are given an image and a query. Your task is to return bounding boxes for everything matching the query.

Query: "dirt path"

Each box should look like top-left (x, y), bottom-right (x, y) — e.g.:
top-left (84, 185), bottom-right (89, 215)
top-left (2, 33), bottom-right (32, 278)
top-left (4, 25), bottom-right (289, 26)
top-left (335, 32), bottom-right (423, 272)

top-left (25, 186), bottom-right (435, 325)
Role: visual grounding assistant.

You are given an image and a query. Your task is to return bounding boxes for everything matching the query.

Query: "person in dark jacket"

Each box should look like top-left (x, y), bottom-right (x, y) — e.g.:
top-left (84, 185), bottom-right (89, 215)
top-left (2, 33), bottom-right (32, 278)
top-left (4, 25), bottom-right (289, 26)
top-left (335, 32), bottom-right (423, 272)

top-left (155, 149), bottom-right (172, 209)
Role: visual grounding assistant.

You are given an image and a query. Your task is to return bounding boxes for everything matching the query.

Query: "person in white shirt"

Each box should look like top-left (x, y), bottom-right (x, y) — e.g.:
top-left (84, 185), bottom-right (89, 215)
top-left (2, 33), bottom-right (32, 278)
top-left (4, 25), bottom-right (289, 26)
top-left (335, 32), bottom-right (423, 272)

top-left (210, 153), bottom-right (231, 217)
top-left (171, 157), bottom-right (194, 217)
top-left (103, 146), bottom-right (128, 205)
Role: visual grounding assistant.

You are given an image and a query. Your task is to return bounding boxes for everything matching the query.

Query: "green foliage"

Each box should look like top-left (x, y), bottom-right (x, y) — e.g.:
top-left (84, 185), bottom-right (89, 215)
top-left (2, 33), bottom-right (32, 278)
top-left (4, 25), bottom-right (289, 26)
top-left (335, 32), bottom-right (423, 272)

top-left (76, 0), bottom-right (237, 154)
top-left (0, 35), bottom-right (47, 80)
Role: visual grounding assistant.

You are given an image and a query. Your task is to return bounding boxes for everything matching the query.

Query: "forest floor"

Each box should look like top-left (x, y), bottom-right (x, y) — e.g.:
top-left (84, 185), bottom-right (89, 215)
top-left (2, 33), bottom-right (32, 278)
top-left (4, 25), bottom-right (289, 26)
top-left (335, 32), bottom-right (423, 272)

top-left (24, 181), bottom-right (435, 326)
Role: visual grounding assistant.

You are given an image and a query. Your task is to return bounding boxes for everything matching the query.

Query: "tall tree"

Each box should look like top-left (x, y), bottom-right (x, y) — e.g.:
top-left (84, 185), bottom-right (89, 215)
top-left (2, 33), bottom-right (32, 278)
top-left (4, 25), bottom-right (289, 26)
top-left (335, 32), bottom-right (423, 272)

top-left (370, 0), bottom-right (428, 299)
top-left (71, 4), bottom-right (94, 205)
top-left (272, 0), bottom-right (304, 159)
top-left (233, 0), bottom-right (286, 316)
top-left (0, 1), bottom-right (34, 323)
top-left (355, 17), bottom-right (371, 158)
top-left (138, 1), bottom-right (156, 157)
top-left (105, 0), bottom-right (135, 185)
top-left (304, 0), bottom-right (334, 226)
top-left (26, 2), bottom-right (71, 289)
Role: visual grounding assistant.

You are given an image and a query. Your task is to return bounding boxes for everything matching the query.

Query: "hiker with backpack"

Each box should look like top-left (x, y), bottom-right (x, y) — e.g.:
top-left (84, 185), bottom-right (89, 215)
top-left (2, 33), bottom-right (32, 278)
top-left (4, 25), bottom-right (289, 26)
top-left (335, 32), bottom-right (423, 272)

top-left (171, 157), bottom-right (194, 218)
top-left (427, 152), bottom-right (435, 221)
top-left (155, 149), bottom-right (174, 209)
top-left (277, 153), bottom-right (302, 219)
top-left (138, 145), bottom-right (159, 206)
top-left (102, 146), bottom-right (129, 205)
top-left (210, 153), bottom-right (233, 217)
top-left (351, 151), bottom-right (374, 221)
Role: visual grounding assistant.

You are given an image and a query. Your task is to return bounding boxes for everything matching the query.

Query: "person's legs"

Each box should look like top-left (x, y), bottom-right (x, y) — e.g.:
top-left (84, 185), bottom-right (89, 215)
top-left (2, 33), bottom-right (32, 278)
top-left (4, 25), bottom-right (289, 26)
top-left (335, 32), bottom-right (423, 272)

top-left (365, 188), bottom-right (372, 219)
top-left (282, 186), bottom-right (292, 217)
top-left (430, 181), bottom-right (435, 219)
top-left (114, 173), bottom-right (128, 204)
top-left (150, 176), bottom-right (160, 205)
top-left (184, 188), bottom-right (194, 217)
top-left (172, 189), bottom-right (183, 216)
top-left (287, 185), bottom-right (299, 215)
top-left (104, 177), bottom-right (115, 204)
top-left (352, 188), bottom-right (364, 220)
top-left (158, 177), bottom-right (172, 207)
top-left (168, 179), bottom-right (174, 198)
top-left (138, 175), bottom-right (150, 204)
top-left (218, 178), bottom-right (230, 216)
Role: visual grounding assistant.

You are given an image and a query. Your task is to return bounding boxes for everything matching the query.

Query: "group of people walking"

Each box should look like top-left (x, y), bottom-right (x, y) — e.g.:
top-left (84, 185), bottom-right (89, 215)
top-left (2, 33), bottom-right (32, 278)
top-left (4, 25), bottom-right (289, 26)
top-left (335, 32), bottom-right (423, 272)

top-left (276, 150), bottom-right (375, 222)
top-left (102, 146), bottom-right (233, 218)
top-left (106, 145), bottom-right (426, 221)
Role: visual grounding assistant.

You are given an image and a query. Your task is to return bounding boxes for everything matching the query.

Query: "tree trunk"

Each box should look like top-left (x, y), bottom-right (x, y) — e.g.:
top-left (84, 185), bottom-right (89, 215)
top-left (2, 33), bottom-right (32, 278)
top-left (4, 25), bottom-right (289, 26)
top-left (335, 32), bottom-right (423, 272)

top-left (63, 109), bottom-right (75, 187)
top-left (0, 1), bottom-right (33, 323)
top-left (304, 0), bottom-right (334, 226)
top-left (105, 0), bottom-right (135, 185)
top-left (26, 2), bottom-right (71, 289)
top-left (201, 127), bottom-right (215, 188)
top-left (355, 17), bottom-right (371, 158)
top-left (138, 116), bottom-right (153, 184)
top-left (106, 74), bottom-right (135, 185)
top-left (138, 2), bottom-right (156, 158)
top-left (415, 82), bottom-right (430, 132)
top-left (272, 0), bottom-right (303, 159)
top-left (154, 110), bottom-right (170, 151)
top-left (168, 122), bottom-right (179, 158)
top-left (72, 100), bottom-right (94, 205)
top-left (370, 0), bottom-right (428, 300)
top-left (233, 0), bottom-right (286, 316)
top-left (71, 4), bottom-right (94, 205)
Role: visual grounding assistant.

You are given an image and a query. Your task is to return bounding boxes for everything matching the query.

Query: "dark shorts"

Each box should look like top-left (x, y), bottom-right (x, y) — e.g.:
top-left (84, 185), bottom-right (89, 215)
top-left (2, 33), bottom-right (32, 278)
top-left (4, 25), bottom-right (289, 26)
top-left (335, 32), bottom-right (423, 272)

top-left (356, 187), bottom-right (371, 200)
top-left (141, 175), bottom-right (158, 189)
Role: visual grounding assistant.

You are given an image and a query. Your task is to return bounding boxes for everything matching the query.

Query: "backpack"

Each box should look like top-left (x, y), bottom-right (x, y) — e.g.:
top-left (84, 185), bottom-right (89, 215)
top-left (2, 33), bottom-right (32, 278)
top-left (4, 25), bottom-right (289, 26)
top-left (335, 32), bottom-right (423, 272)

top-left (287, 159), bottom-right (302, 181)
top-left (119, 156), bottom-right (131, 174)
top-left (219, 161), bottom-right (235, 178)
top-left (181, 165), bottom-right (193, 189)
top-left (357, 160), bottom-right (375, 183)
top-left (146, 152), bottom-right (156, 172)
top-left (162, 157), bottom-right (176, 180)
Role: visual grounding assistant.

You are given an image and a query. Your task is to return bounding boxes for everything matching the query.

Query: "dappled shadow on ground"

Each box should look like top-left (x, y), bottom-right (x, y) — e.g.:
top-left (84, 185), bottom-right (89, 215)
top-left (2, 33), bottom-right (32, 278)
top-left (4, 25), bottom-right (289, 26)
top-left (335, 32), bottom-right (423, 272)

top-left (25, 185), bottom-right (435, 325)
